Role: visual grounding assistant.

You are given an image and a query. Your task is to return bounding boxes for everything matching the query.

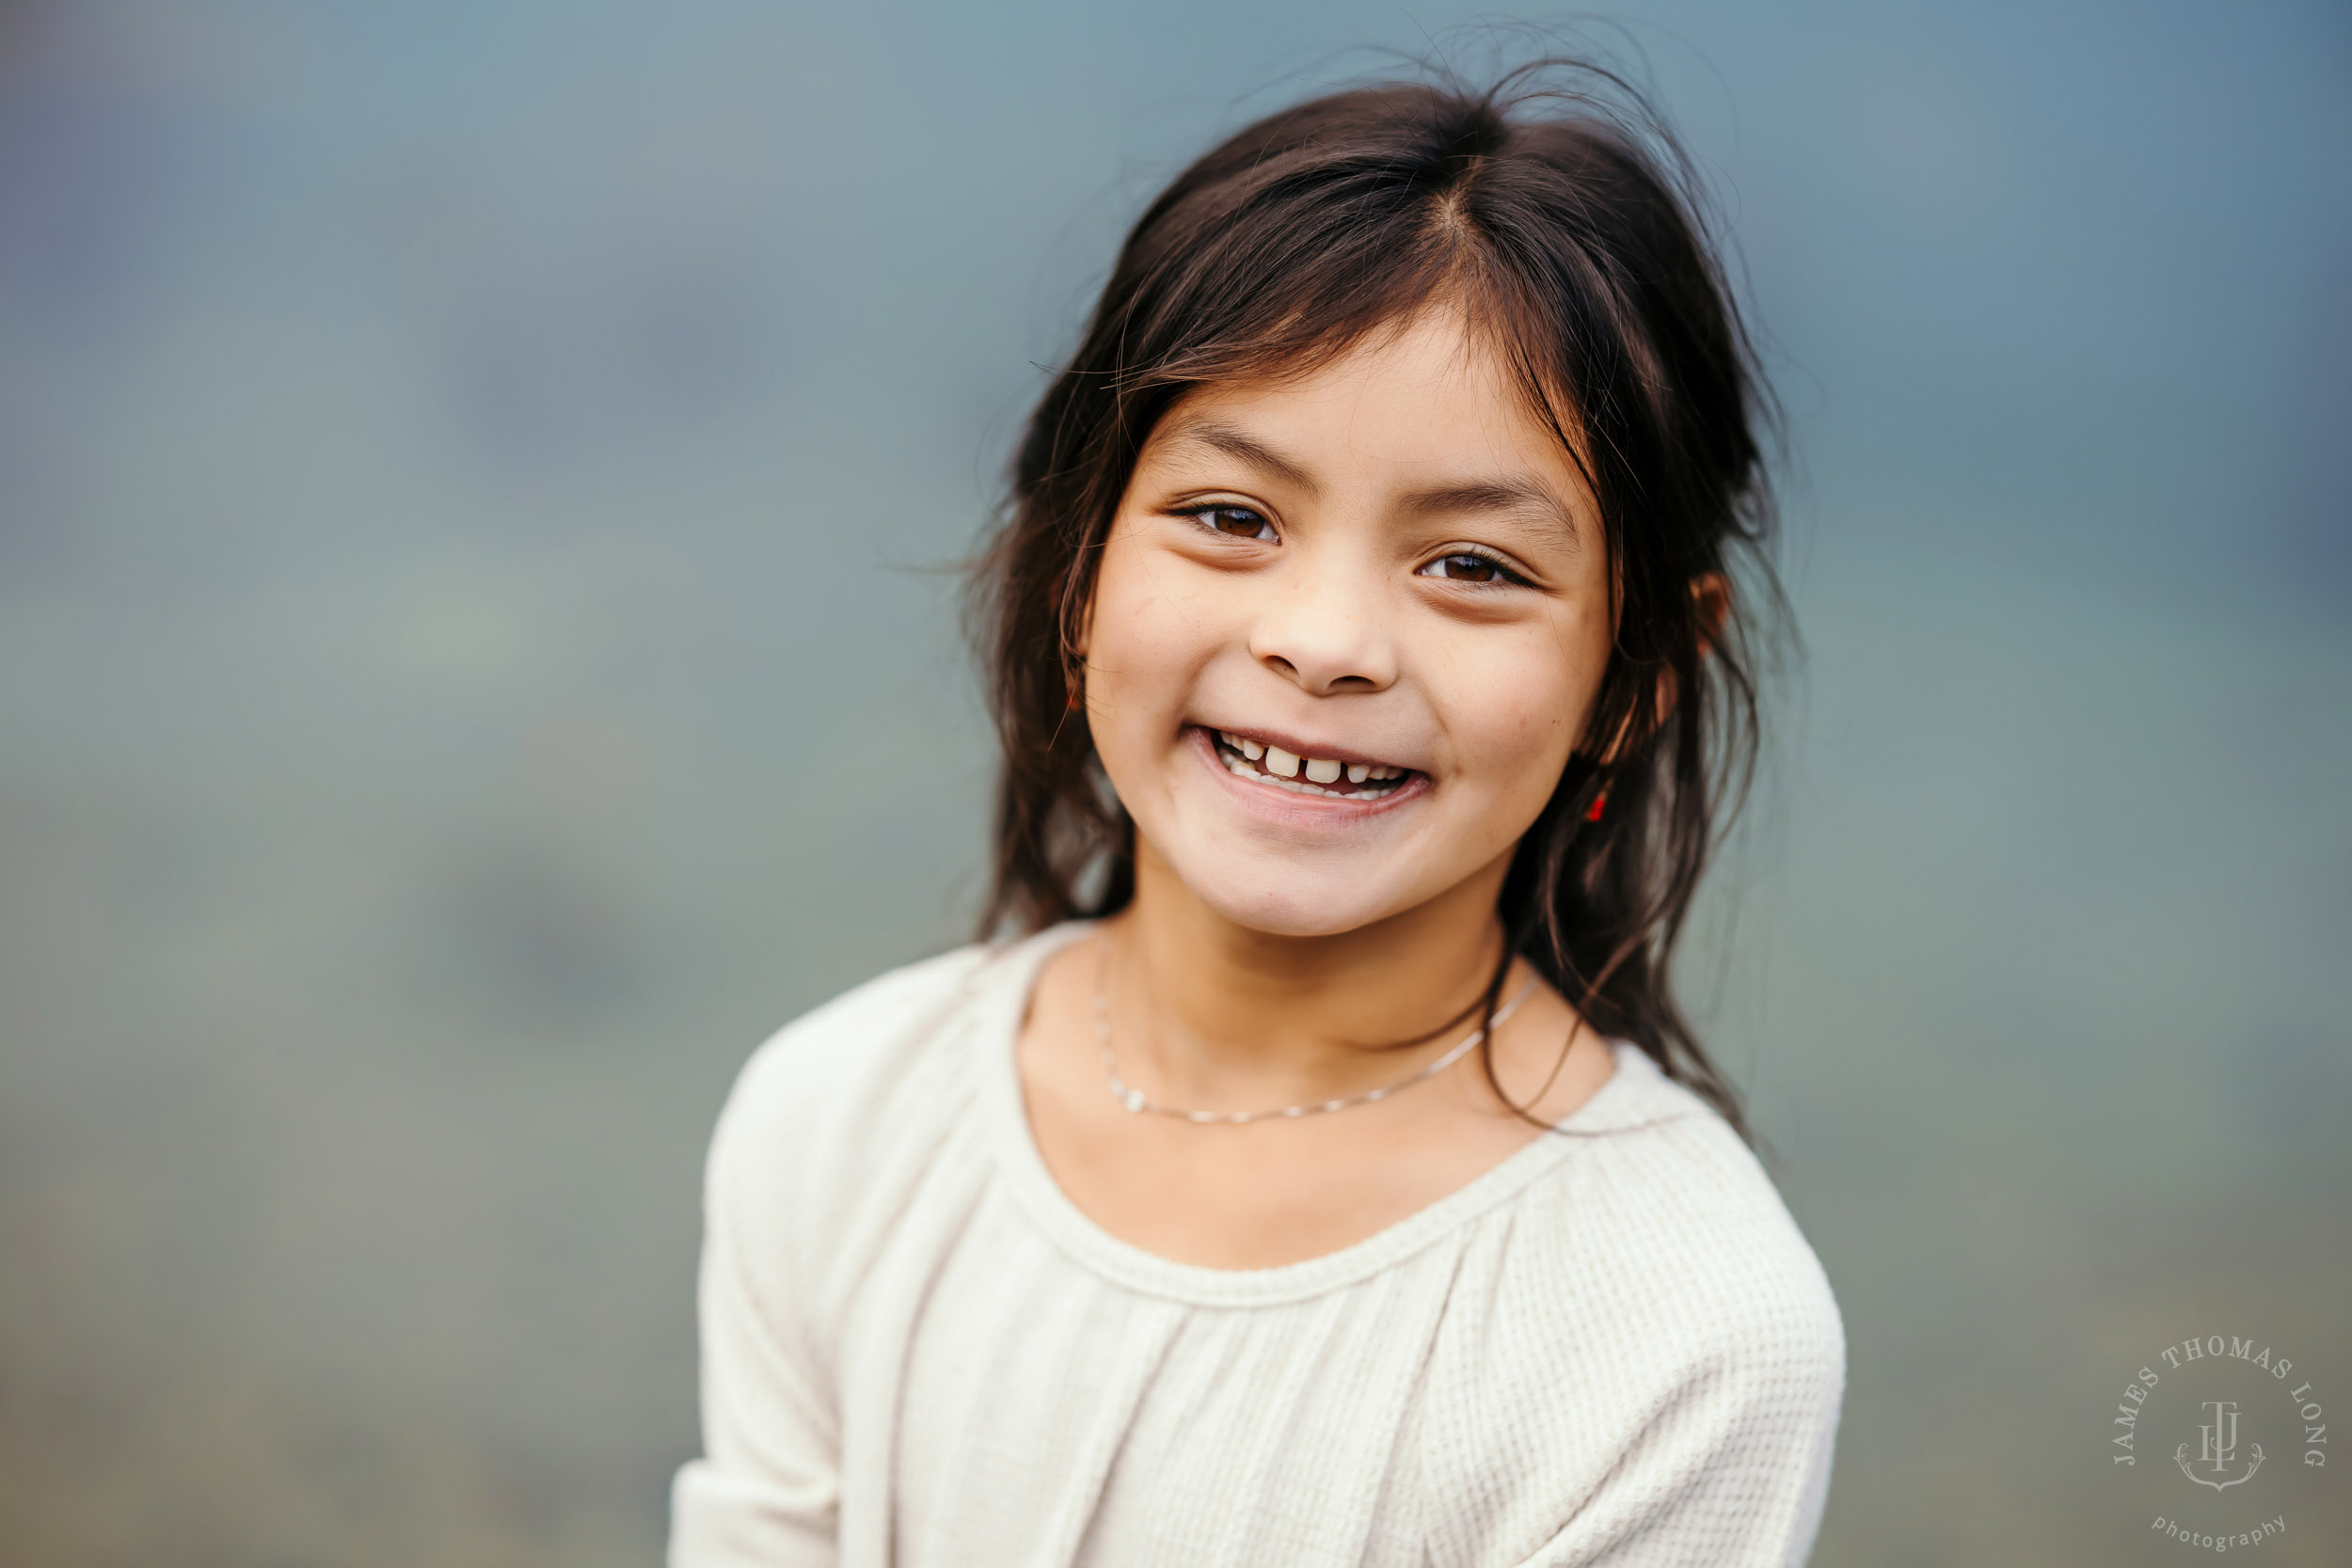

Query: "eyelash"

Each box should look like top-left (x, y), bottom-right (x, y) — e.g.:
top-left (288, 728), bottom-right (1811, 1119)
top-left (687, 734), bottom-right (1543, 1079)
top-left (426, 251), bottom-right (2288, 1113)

top-left (1419, 548), bottom-right (1532, 588)
top-left (1171, 505), bottom-right (1532, 588)
top-left (1174, 502), bottom-right (1277, 541)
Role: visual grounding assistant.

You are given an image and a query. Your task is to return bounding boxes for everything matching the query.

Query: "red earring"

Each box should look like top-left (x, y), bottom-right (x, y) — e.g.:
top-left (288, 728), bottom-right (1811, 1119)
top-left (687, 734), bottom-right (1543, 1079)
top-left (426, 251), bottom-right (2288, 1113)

top-left (1585, 791), bottom-right (1608, 822)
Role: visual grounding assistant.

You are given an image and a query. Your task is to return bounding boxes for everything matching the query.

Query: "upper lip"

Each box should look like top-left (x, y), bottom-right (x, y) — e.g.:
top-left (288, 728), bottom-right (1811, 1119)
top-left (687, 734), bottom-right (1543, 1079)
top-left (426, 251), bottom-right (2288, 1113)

top-left (1197, 722), bottom-right (1419, 774)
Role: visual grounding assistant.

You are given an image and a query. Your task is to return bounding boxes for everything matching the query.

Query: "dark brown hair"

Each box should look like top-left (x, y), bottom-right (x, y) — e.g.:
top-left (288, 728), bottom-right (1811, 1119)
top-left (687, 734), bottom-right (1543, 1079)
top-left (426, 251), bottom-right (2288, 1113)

top-left (967, 61), bottom-right (1784, 1137)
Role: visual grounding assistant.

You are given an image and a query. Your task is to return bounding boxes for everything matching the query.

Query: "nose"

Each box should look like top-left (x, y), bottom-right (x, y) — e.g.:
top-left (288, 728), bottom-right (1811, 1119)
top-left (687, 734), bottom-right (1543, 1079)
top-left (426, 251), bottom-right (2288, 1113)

top-left (1248, 554), bottom-right (1399, 696)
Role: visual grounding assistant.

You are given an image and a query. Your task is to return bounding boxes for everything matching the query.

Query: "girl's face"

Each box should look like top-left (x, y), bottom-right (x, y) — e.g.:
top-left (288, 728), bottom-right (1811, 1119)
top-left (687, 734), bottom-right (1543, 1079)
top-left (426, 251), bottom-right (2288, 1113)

top-left (1079, 305), bottom-right (1613, 938)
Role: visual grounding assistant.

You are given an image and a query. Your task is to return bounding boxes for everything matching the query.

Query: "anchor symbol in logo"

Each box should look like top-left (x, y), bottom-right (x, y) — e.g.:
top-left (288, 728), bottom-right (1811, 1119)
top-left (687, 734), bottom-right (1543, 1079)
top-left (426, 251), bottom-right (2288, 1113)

top-left (2175, 1400), bottom-right (2264, 1492)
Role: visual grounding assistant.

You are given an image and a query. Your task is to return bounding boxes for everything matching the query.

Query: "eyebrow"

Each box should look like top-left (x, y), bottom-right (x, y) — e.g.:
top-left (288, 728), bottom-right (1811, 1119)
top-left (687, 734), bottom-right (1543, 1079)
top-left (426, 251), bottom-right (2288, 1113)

top-left (1396, 477), bottom-right (1581, 549)
top-left (1162, 419), bottom-right (1322, 496)
top-left (1160, 417), bottom-right (1581, 547)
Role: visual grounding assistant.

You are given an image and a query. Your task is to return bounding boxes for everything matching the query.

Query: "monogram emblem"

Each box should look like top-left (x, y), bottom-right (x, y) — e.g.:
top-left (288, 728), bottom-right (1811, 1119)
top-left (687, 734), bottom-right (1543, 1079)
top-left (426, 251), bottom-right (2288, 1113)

top-left (2173, 1399), bottom-right (2264, 1491)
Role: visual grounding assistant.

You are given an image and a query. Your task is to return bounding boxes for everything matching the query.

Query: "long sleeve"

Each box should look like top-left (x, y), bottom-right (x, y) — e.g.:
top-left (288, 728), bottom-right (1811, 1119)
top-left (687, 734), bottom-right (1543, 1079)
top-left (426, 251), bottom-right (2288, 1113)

top-left (1514, 1307), bottom-right (1845, 1567)
top-left (667, 1062), bottom-right (842, 1568)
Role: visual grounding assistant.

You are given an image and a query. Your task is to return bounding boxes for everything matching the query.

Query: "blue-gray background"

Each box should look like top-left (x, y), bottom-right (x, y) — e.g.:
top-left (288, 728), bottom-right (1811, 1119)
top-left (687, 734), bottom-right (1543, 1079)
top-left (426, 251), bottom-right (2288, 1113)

top-left (2, 2), bottom-right (2345, 1562)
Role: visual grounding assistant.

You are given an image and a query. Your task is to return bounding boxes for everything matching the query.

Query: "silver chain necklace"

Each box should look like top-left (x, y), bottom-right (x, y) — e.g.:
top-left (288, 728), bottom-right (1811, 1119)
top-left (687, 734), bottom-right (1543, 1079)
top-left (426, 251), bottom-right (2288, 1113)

top-left (1093, 936), bottom-right (1541, 1126)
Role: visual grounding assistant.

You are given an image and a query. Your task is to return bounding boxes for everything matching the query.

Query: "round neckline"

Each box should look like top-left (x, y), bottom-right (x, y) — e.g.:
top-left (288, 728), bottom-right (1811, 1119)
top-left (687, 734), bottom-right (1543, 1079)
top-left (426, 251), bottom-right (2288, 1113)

top-left (971, 920), bottom-right (1675, 1308)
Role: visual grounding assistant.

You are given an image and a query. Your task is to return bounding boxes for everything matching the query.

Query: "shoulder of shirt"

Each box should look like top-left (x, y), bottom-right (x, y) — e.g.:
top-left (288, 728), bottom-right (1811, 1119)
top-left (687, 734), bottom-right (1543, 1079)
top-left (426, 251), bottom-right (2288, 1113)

top-left (711, 939), bottom-right (1006, 1165)
top-left (1519, 1043), bottom-right (1846, 1378)
top-left (698, 938), bottom-right (1026, 1332)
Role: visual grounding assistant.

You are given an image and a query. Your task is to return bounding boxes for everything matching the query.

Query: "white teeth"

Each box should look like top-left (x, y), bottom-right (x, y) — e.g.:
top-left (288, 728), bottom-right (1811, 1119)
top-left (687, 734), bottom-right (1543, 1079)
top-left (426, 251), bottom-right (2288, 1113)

top-left (1215, 730), bottom-right (1410, 796)
top-left (1225, 750), bottom-right (1334, 796)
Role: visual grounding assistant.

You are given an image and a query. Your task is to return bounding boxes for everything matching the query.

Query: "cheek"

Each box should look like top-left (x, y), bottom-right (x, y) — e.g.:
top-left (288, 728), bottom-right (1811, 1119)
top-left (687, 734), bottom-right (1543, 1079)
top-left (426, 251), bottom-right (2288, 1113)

top-left (1084, 536), bottom-right (1223, 721)
top-left (1439, 620), bottom-right (1598, 788)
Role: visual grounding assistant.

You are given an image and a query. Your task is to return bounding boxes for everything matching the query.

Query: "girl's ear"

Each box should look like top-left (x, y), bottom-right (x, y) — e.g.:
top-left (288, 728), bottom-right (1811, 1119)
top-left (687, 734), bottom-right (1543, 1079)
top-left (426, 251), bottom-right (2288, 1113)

top-left (1691, 572), bottom-right (1731, 660)
top-left (1657, 572), bottom-right (1732, 721)
top-left (1598, 573), bottom-right (1729, 764)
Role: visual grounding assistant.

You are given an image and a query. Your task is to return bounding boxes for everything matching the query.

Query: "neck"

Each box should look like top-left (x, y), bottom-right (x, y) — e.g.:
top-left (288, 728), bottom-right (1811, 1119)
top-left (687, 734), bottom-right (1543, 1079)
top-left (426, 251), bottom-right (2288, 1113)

top-left (1103, 837), bottom-right (1515, 1101)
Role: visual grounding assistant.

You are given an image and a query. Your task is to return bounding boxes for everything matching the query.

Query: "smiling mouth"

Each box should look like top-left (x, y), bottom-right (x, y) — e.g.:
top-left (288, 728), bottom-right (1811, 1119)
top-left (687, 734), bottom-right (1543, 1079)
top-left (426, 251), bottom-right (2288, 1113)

top-left (1207, 728), bottom-right (1417, 800)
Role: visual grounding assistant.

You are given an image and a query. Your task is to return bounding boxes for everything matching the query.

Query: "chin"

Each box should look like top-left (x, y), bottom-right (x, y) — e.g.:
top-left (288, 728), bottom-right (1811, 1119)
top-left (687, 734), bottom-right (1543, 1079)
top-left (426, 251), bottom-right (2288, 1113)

top-left (1178, 863), bottom-right (1411, 940)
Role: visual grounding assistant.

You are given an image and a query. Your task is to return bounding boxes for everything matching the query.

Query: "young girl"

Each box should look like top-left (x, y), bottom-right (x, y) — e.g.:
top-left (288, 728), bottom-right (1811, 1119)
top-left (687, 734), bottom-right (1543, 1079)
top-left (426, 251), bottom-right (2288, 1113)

top-left (672, 64), bottom-right (1843, 1568)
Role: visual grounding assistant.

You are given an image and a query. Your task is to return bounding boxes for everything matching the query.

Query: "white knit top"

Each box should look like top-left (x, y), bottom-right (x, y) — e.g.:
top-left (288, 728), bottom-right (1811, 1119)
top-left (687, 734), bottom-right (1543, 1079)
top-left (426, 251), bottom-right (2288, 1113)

top-left (669, 924), bottom-right (1845, 1567)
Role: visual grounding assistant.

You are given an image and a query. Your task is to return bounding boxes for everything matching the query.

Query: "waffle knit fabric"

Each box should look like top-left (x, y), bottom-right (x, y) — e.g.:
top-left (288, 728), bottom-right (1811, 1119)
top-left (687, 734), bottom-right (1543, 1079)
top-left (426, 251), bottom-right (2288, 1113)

top-left (669, 923), bottom-right (1845, 1567)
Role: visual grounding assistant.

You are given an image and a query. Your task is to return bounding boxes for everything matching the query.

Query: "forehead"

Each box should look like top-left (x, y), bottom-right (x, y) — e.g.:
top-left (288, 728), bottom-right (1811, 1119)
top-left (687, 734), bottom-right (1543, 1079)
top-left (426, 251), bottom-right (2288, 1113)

top-left (1143, 306), bottom-right (1589, 493)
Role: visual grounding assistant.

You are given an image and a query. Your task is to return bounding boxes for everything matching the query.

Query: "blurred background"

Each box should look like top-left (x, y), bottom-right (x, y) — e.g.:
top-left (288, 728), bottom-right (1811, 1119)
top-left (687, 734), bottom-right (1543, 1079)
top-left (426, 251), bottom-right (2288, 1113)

top-left (0, 1), bottom-right (2345, 1563)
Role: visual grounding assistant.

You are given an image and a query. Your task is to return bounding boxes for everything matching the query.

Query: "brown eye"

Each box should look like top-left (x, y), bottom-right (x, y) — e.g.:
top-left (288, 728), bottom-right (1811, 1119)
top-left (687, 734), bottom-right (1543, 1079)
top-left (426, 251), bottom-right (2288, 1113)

top-left (1184, 504), bottom-right (1275, 540)
top-left (1421, 551), bottom-right (1526, 585)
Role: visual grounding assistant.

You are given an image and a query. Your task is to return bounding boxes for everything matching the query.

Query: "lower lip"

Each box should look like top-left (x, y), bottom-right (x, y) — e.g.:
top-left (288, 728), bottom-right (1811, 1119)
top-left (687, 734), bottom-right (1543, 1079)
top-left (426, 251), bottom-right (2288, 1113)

top-left (1185, 726), bottom-right (1430, 825)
